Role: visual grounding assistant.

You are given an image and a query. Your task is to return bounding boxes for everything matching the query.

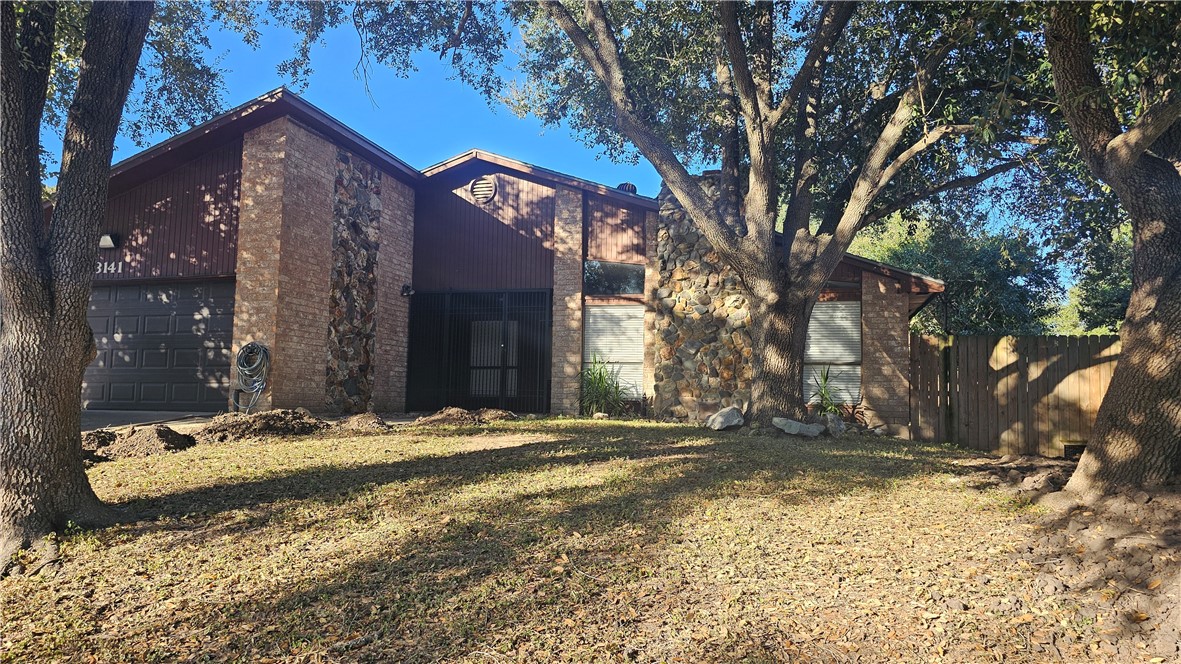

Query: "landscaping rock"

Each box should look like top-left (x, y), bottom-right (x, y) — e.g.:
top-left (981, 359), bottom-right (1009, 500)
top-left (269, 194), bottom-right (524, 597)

top-left (592, 412), bottom-right (610, 420)
top-left (105, 425), bottom-right (195, 459)
top-left (705, 406), bottom-right (744, 430)
top-left (771, 417), bottom-right (824, 437)
top-left (821, 413), bottom-right (846, 437)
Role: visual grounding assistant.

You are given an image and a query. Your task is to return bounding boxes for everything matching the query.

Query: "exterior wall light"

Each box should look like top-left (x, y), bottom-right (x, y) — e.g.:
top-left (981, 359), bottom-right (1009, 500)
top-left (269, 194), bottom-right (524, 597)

top-left (401, 284), bottom-right (415, 297)
top-left (98, 233), bottom-right (119, 250)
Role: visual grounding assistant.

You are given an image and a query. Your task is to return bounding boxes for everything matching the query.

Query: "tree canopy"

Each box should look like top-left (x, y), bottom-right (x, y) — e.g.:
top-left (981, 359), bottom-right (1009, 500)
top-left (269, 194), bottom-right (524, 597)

top-left (849, 214), bottom-right (1060, 336)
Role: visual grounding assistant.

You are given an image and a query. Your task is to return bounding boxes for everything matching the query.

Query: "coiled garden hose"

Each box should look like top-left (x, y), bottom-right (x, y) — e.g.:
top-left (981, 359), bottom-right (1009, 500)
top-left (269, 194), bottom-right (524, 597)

top-left (233, 342), bottom-right (270, 414)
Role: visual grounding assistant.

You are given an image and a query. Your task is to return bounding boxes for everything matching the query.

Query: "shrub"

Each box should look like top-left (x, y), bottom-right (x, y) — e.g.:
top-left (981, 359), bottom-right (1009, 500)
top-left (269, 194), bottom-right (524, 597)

top-left (810, 366), bottom-right (843, 416)
top-left (580, 355), bottom-right (630, 416)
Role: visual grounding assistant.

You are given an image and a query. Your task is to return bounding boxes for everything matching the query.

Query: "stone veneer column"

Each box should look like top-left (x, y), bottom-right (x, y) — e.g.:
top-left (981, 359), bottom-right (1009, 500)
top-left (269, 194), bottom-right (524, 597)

top-left (232, 117), bottom-right (334, 412)
top-left (860, 272), bottom-right (911, 437)
top-left (642, 209), bottom-right (660, 407)
top-left (372, 174), bottom-right (415, 413)
top-left (550, 185), bottom-right (584, 415)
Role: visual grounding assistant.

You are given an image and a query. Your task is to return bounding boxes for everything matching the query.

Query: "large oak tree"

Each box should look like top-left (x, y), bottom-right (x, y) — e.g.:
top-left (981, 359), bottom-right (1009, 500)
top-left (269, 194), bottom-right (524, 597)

top-left (1, 0), bottom-right (154, 569)
top-left (1044, 3), bottom-right (1181, 499)
top-left (511, 1), bottom-right (1047, 423)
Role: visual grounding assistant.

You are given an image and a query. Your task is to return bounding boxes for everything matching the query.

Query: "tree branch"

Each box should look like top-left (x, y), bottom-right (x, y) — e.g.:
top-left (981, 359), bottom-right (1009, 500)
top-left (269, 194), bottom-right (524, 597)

top-left (539, 1), bottom-right (744, 264)
top-left (718, 2), bottom-right (768, 125)
top-left (49, 1), bottom-right (154, 299)
top-left (1044, 4), bottom-right (1123, 174)
top-left (1, 0), bottom-right (58, 304)
top-left (1105, 90), bottom-right (1181, 170)
top-left (862, 148), bottom-right (1047, 226)
top-left (769, 1), bottom-right (856, 128)
top-left (439, 0), bottom-right (473, 59)
top-left (874, 124), bottom-right (975, 197)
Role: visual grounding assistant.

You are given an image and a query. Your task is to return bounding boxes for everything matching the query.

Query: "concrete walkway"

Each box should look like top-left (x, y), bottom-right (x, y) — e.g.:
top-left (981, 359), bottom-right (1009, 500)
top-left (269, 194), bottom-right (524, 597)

top-left (81, 410), bottom-right (216, 432)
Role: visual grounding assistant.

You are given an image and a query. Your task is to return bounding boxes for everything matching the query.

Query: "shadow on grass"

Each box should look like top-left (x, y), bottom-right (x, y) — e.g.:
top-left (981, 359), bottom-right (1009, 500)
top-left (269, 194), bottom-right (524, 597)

top-left (100, 424), bottom-right (973, 660)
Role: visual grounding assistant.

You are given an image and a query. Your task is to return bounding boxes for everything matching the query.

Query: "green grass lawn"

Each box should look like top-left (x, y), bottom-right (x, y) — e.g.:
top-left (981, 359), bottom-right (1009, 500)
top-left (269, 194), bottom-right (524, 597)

top-left (2, 420), bottom-right (1084, 662)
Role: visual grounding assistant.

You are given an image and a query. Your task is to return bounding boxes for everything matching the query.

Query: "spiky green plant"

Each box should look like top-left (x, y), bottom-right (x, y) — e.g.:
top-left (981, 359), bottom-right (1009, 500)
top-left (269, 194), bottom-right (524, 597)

top-left (579, 355), bottom-right (630, 416)
top-left (810, 366), bottom-right (844, 416)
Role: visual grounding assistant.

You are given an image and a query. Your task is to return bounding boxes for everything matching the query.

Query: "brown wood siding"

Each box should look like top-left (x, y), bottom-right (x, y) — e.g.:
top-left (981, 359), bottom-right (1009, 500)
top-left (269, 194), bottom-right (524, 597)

top-left (97, 139), bottom-right (242, 281)
top-left (585, 194), bottom-right (645, 263)
top-left (413, 170), bottom-right (555, 290)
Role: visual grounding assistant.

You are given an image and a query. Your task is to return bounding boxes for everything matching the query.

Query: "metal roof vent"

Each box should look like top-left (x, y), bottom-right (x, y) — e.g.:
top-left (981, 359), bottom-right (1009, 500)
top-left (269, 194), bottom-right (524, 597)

top-left (470, 176), bottom-right (497, 204)
top-left (617, 182), bottom-right (638, 194)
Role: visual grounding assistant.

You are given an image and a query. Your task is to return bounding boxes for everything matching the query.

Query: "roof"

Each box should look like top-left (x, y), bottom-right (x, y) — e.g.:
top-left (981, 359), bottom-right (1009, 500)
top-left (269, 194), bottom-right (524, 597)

top-left (109, 87), bottom-right (422, 191)
top-left (423, 149), bottom-right (660, 210)
top-left (842, 253), bottom-right (944, 292)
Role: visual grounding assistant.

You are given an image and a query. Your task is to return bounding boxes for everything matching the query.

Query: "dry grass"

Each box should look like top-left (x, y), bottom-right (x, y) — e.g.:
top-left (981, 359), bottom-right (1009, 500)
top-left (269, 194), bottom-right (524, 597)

top-left (0, 420), bottom-right (1125, 662)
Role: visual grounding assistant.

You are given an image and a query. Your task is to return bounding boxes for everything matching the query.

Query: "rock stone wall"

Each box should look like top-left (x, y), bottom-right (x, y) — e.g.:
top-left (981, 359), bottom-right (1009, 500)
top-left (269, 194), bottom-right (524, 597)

top-left (326, 149), bottom-right (381, 413)
top-left (651, 179), bottom-right (754, 421)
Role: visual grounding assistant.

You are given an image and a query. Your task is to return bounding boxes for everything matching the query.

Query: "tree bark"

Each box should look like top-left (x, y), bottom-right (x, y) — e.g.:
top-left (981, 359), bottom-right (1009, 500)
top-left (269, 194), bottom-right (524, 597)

top-left (1046, 5), bottom-right (1181, 500)
top-left (1, 1), bottom-right (154, 572)
top-left (747, 287), bottom-right (814, 423)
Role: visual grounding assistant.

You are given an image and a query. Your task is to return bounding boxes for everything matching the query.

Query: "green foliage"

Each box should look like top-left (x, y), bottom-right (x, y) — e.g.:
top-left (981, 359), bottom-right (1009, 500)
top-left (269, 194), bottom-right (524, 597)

top-left (810, 366), bottom-right (842, 416)
top-left (1054, 224), bottom-right (1131, 334)
top-left (850, 215), bottom-right (1061, 336)
top-left (579, 355), bottom-right (630, 417)
top-left (36, 1), bottom-right (507, 174)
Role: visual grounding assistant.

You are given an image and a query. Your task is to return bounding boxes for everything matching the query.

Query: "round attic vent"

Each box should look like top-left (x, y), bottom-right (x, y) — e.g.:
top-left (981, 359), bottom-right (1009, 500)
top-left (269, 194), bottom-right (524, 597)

top-left (470, 176), bottom-right (497, 204)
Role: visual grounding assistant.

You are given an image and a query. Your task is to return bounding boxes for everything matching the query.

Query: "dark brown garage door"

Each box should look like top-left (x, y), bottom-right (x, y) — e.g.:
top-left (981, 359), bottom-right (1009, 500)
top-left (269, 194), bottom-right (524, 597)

top-left (83, 280), bottom-right (235, 411)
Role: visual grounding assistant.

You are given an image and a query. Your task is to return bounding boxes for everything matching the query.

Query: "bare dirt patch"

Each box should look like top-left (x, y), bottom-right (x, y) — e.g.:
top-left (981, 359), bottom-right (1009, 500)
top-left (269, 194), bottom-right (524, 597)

top-left (473, 408), bottom-right (518, 423)
top-left (953, 454), bottom-right (1181, 660)
top-left (80, 429), bottom-right (117, 466)
top-left (412, 406), bottom-right (519, 426)
top-left (334, 412), bottom-right (392, 434)
top-left (101, 425), bottom-right (195, 460)
top-left (196, 409), bottom-right (329, 444)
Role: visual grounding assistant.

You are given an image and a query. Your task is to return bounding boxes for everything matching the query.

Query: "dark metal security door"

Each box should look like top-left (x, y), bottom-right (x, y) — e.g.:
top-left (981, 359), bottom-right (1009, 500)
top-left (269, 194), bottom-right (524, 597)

top-left (407, 290), bottom-right (551, 413)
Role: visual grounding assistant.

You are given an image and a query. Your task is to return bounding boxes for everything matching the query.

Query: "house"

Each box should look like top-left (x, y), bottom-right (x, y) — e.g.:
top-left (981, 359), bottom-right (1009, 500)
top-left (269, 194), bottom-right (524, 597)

top-left (78, 88), bottom-right (943, 434)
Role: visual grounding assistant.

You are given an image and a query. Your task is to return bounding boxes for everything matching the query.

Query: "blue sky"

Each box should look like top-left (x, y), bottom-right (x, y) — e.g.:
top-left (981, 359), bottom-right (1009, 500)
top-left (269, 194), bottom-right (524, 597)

top-left (103, 18), bottom-right (664, 197)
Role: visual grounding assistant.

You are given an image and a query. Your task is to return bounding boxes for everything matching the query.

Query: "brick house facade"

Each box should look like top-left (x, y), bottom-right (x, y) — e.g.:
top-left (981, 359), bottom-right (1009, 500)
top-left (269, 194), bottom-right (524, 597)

top-left (79, 88), bottom-right (942, 432)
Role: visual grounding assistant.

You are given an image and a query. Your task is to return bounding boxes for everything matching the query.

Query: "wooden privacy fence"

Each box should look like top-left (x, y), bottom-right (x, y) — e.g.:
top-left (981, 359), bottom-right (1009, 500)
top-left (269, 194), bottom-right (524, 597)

top-left (909, 334), bottom-right (1121, 456)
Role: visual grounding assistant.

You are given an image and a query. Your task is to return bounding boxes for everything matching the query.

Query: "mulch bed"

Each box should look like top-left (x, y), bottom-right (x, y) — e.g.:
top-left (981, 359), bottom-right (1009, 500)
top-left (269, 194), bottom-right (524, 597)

top-left (955, 454), bottom-right (1181, 661)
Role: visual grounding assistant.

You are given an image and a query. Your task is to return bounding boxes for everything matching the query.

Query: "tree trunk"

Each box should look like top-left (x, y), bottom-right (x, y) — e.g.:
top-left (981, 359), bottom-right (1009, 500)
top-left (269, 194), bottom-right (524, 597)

top-left (747, 287), bottom-right (813, 424)
top-left (1046, 5), bottom-right (1181, 500)
top-left (0, 1), bottom-right (154, 572)
top-left (1064, 161), bottom-right (1181, 500)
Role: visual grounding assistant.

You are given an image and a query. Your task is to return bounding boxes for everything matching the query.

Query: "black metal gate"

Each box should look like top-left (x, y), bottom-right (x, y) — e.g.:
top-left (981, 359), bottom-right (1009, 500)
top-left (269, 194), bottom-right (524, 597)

top-left (406, 290), bottom-right (551, 413)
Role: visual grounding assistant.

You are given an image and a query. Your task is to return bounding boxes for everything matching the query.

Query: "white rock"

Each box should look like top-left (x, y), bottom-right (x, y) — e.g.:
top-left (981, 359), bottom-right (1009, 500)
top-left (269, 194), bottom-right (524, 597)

top-left (821, 413), bottom-right (846, 437)
top-left (592, 412), bottom-right (609, 420)
top-left (772, 417), bottom-right (824, 437)
top-left (705, 406), bottom-right (744, 431)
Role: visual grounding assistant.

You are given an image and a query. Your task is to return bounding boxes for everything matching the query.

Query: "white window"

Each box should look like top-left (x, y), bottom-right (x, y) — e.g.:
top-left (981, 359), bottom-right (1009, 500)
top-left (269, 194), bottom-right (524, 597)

top-left (583, 305), bottom-right (644, 398)
top-left (804, 301), bottom-right (862, 403)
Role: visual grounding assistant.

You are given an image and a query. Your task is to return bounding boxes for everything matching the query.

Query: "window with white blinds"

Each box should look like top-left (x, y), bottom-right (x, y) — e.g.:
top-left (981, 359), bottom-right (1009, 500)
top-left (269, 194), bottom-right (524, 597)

top-left (804, 301), bottom-right (862, 403)
top-left (582, 305), bottom-right (644, 398)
